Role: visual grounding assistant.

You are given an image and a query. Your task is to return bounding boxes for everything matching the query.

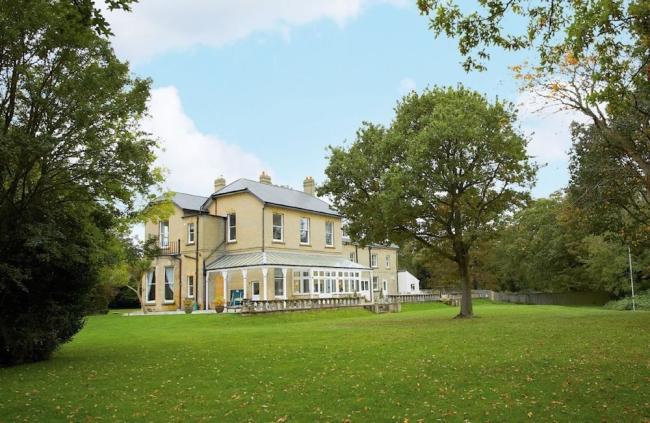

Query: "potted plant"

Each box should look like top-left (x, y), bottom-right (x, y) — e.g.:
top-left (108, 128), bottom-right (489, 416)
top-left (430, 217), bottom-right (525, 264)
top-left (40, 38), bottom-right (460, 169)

top-left (213, 296), bottom-right (225, 313)
top-left (183, 298), bottom-right (194, 314)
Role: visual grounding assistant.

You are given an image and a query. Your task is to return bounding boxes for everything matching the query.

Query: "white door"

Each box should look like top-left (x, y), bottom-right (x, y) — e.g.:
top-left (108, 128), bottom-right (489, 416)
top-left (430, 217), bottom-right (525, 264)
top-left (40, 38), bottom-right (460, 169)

top-left (252, 281), bottom-right (260, 301)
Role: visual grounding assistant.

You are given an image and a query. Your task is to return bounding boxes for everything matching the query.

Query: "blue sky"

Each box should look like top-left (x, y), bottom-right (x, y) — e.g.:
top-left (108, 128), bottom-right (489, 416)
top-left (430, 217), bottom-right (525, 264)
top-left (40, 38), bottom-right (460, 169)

top-left (106, 0), bottom-right (576, 199)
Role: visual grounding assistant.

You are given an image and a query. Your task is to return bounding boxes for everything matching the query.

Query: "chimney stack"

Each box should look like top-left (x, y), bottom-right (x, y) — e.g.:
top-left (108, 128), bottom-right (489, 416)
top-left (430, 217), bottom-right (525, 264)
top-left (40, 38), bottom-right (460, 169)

top-left (214, 175), bottom-right (226, 192)
top-left (303, 176), bottom-right (315, 196)
top-left (259, 171), bottom-right (272, 185)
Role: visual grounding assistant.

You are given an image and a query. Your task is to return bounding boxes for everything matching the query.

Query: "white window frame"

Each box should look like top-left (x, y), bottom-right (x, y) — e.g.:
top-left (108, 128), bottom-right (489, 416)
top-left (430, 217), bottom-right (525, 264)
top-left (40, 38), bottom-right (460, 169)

top-left (372, 276), bottom-right (378, 290)
top-left (164, 266), bottom-right (174, 304)
top-left (383, 280), bottom-right (387, 292)
top-left (272, 213), bottom-right (284, 242)
top-left (300, 217), bottom-right (310, 245)
top-left (325, 221), bottom-right (334, 247)
top-left (187, 222), bottom-right (195, 245)
top-left (273, 268), bottom-right (284, 296)
top-left (187, 275), bottom-right (195, 298)
top-left (349, 252), bottom-right (355, 262)
top-left (385, 255), bottom-right (390, 269)
top-left (146, 269), bottom-right (156, 304)
top-left (227, 213), bottom-right (236, 242)
top-left (159, 221), bottom-right (169, 248)
top-left (371, 254), bottom-right (378, 268)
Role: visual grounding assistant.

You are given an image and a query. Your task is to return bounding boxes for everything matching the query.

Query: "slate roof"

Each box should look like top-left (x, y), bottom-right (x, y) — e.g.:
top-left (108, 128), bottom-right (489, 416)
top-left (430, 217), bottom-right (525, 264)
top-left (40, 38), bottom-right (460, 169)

top-left (206, 251), bottom-right (368, 271)
top-left (208, 178), bottom-right (339, 216)
top-left (154, 192), bottom-right (208, 212)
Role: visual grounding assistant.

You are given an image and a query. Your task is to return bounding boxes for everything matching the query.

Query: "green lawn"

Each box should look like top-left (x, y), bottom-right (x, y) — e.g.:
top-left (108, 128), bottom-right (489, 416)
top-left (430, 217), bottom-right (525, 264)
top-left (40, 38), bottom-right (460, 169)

top-left (1, 302), bottom-right (649, 422)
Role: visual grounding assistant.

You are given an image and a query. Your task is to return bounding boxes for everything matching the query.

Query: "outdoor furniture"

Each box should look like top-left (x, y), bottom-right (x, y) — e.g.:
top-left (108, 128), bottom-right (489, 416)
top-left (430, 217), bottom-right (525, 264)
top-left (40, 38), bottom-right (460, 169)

top-left (229, 289), bottom-right (244, 307)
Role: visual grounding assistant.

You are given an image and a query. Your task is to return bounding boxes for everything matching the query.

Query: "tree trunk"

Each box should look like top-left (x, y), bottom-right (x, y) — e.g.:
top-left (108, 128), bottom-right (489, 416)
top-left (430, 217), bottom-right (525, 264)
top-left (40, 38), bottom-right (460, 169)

top-left (125, 283), bottom-right (145, 314)
top-left (456, 251), bottom-right (473, 318)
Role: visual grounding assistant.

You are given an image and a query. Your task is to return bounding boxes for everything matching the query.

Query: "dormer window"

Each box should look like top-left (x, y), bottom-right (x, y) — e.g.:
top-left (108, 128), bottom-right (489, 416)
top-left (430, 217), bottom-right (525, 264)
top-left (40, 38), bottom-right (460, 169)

top-left (325, 222), bottom-right (334, 247)
top-left (159, 221), bottom-right (169, 248)
top-left (227, 213), bottom-right (236, 242)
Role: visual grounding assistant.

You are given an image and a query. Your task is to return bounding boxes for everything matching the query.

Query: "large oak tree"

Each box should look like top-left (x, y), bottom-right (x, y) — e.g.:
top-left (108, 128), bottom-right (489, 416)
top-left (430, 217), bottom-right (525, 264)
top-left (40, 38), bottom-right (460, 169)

top-left (319, 87), bottom-right (537, 317)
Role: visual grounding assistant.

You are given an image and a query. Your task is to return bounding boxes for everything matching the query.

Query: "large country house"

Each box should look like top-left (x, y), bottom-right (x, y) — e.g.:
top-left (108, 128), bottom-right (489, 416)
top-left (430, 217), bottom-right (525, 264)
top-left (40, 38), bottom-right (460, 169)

top-left (143, 173), bottom-right (398, 312)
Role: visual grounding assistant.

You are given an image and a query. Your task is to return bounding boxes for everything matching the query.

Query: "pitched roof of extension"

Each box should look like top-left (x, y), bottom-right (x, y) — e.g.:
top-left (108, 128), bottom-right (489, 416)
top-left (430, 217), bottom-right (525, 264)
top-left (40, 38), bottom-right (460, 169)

top-left (154, 192), bottom-right (209, 212)
top-left (206, 250), bottom-right (368, 271)
top-left (208, 178), bottom-right (340, 217)
top-left (341, 235), bottom-right (399, 250)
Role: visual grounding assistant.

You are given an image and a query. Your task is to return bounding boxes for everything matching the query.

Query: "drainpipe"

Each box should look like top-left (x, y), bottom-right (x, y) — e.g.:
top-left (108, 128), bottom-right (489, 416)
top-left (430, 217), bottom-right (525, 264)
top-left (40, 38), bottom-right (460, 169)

top-left (204, 260), bottom-right (208, 311)
top-left (368, 246), bottom-right (373, 303)
top-left (195, 214), bottom-right (200, 308)
top-left (395, 247), bottom-right (398, 296)
top-left (173, 238), bottom-right (182, 310)
top-left (178, 254), bottom-right (183, 310)
top-left (262, 204), bottom-right (265, 252)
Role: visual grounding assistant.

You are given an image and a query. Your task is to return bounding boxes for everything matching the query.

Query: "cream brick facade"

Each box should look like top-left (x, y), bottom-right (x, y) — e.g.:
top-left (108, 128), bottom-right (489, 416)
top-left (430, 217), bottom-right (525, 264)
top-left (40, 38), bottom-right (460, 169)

top-left (143, 174), bottom-right (398, 311)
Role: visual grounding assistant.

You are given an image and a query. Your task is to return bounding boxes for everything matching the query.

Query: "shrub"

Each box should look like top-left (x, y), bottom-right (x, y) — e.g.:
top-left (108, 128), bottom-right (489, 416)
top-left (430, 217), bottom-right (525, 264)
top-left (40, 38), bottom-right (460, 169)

top-left (604, 290), bottom-right (650, 311)
top-left (109, 286), bottom-right (141, 309)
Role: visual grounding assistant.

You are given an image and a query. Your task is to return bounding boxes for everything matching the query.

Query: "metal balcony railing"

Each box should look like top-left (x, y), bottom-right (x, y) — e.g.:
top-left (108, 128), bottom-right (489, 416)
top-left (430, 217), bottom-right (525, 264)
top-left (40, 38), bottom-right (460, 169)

top-left (157, 239), bottom-right (181, 256)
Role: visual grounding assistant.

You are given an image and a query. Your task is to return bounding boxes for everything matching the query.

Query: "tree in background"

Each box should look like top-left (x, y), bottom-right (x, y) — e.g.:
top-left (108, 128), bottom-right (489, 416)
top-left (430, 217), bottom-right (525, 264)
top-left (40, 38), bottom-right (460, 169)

top-left (319, 87), bottom-right (537, 317)
top-left (416, 0), bottom-right (649, 92)
top-left (418, 0), bottom-right (650, 225)
top-left (0, 0), bottom-right (162, 366)
top-left (400, 239), bottom-right (499, 291)
top-left (491, 193), bottom-right (650, 295)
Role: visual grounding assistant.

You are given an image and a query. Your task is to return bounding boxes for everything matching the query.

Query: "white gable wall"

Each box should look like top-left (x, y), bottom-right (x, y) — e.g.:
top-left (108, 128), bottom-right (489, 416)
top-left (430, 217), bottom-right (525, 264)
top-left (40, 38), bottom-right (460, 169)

top-left (397, 271), bottom-right (420, 294)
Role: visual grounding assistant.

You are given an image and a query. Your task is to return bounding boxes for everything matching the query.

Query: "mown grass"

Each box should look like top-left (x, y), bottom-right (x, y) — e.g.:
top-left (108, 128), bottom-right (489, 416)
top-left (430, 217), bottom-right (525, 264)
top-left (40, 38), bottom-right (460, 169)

top-left (1, 301), bottom-right (649, 422)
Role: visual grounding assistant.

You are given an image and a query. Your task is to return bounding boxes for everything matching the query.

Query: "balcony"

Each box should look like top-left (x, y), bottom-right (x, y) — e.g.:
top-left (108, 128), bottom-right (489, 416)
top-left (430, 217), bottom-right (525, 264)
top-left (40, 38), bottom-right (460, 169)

top-left (157, 239), bottom-right (181, 256)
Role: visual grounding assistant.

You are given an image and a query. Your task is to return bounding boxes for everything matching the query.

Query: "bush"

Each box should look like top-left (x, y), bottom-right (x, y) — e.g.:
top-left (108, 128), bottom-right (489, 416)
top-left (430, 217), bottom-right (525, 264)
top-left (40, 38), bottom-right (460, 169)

top-left (0, 241), bottom-right (95, 366)
top-left (109, 286), bottom-right (141, 309)
top-left (86, 283), bottom-right (118, 315)
top-left (604, 290), bottom-right (650, 311)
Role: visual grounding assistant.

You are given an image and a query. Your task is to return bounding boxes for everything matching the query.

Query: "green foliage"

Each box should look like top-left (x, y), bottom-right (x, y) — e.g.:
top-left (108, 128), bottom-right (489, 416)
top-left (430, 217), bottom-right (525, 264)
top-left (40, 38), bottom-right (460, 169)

top-left (0, 1), bottom-right (161, 365)
top-left (1, 303), bottom-right (649, 421)
top-left (569, 92), bottom-right (650, 228)
top-left (491, 193), bottom-right (650, 295)
top-left (319, 86), bottom-right (537, 316)
top-left (604, 290), bottom-right (650, 311)
top-left (416, 0), bottom-right (649, 88)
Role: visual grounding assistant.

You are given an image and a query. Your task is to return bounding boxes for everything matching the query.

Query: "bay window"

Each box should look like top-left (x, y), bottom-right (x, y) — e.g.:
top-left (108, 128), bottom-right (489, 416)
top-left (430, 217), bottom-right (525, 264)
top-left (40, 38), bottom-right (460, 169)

top-left (274, 268), bottom-right (284, 296)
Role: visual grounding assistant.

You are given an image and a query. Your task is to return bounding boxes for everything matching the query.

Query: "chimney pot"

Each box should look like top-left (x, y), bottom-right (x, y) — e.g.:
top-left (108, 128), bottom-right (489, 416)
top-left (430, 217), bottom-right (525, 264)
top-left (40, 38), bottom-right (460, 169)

top-left (214, 175), bottom-right (226, 192)
top-left (259, 171), bottom-right (272, 185)
top-left (303, 176), bottom-right (315, 196)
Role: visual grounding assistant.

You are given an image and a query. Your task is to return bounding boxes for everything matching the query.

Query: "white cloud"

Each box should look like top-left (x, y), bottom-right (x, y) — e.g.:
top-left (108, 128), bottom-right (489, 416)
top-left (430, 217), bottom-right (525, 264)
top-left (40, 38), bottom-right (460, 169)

top-left (516, 91), bottom-right (590, 162)
top-left (105, 0), bottom-right (408, 63)
top-left (398, 77), bottom-right (416, 94)
top-left (142, 86), bottom-right (268, 196)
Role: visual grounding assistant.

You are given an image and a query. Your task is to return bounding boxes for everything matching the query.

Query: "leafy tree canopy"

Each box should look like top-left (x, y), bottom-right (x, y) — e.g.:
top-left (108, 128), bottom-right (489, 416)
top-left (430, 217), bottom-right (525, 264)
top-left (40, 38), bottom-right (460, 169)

top-left (0, 0), bottom-right (161, 365)
top-left (319, 86), bottom-right (537, 317)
